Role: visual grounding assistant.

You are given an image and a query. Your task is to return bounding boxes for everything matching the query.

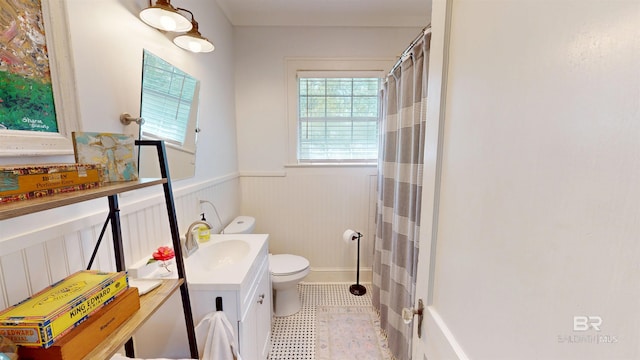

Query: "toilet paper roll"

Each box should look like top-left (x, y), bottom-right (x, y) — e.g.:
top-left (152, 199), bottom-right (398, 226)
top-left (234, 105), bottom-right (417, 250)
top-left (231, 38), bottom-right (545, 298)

top-left (343, 229), bottom-right (358, 243)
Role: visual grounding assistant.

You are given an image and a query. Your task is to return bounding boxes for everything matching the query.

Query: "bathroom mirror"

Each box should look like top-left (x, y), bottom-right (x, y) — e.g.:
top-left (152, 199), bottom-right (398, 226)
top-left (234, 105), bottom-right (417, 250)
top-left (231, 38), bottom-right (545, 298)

top-left (138, 50), bottom-right (200, 180)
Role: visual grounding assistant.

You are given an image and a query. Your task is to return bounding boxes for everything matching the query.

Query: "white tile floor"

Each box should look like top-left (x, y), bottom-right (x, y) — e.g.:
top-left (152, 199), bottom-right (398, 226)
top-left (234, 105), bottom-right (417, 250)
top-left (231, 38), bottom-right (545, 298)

top-left (268, 282), bottom-right (377, 360)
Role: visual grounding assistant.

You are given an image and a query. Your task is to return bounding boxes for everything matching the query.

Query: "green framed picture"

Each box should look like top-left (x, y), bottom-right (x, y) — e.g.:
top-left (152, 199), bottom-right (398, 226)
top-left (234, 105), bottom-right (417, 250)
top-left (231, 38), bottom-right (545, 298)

top-left (0, 0), bottom-right (80, 157)
top-left (0, 0), bottom-right (58, 132)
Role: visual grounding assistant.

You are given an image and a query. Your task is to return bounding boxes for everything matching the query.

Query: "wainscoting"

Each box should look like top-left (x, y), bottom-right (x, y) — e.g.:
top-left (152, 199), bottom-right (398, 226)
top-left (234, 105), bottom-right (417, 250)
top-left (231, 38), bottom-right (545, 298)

top-left (0, 174), bottom-right (240, 310)
top-left (0, 166), bottom-right (379, 309)
top-left (240, 166), bottom-right (378, 283)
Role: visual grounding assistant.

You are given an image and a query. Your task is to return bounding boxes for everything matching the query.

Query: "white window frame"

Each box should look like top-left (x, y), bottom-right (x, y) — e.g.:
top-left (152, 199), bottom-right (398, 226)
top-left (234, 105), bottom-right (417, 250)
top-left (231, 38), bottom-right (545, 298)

top-left (285, 58), bottom-right (395, 166)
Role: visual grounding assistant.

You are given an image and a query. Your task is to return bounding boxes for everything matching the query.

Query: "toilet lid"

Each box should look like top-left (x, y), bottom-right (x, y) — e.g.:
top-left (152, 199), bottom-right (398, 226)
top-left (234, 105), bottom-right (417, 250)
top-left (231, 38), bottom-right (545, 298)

top-left (270, 254), bottom-right (309, 276)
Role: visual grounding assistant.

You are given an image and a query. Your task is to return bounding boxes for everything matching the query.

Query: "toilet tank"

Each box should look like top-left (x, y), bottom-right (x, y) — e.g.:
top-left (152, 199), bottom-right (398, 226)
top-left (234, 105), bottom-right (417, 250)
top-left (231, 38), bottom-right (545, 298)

top-left (224, 216), bottom-right (256, 234)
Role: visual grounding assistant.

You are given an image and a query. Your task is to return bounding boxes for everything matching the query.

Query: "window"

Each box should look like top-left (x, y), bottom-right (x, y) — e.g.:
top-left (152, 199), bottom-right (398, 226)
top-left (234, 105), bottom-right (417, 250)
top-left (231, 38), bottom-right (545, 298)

top-left (286, 59), bottom-right (393, 165)
top-left (285, 57), bottom-right (396, 167)
top-left (297, 76), bottom-right (381, 162)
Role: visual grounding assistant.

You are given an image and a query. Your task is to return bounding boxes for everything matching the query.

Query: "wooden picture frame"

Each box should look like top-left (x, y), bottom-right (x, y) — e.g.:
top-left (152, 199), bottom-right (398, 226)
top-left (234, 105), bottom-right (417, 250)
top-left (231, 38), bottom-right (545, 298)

top-left (0, 0), bottom-right (80, 157)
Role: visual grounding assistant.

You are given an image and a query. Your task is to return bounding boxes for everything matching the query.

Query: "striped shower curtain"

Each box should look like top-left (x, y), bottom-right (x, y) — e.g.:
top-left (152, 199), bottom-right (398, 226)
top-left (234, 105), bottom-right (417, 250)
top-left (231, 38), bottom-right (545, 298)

top-left (373, 31), bottom-right (430, 360)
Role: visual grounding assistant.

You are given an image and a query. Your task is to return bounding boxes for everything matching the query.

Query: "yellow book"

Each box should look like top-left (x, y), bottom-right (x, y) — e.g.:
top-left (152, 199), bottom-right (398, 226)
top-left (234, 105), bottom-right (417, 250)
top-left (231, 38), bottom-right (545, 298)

top-left (0, 270), bottom-right (128, 348)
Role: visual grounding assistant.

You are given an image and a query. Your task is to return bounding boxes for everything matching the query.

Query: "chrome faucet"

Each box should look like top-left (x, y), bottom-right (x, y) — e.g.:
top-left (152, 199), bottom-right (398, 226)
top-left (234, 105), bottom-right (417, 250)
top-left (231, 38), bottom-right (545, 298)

top-left (182, 220), bottom-right (213, 257)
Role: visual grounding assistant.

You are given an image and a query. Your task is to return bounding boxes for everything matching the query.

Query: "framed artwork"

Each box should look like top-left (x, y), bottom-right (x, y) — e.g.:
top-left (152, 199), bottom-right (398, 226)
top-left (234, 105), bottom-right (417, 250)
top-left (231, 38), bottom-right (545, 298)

top-left (72, 132), bottom-right (138, 182)
top-left (0, 0), bottom-right (80, 156)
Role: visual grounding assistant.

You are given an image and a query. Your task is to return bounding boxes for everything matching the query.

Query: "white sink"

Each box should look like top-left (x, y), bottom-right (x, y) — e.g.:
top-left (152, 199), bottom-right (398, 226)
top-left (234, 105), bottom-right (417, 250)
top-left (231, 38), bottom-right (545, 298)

top-left (128, 234), bottom-right (268, 291)
top-left (189, 239), bottom-right (251, 270)
top-left (185, 234), bottom-right (268, 290)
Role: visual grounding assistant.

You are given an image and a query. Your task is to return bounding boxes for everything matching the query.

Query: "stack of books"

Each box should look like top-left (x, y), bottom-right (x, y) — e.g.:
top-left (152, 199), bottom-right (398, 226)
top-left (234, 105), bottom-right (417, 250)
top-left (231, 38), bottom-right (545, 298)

top-left (0, 271), bottom-right (129, 347)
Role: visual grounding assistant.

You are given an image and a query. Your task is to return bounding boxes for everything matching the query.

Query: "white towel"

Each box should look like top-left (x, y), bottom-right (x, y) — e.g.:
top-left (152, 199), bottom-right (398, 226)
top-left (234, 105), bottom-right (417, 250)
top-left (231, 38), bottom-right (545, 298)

top-left (195, 311), bottom-right (241, 360)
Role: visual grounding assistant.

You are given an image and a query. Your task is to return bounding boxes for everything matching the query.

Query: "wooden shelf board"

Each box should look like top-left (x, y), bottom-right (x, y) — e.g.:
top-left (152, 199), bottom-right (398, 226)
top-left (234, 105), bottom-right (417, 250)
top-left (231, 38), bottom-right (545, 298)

top-left (82, 279), bottom-right (184, 360)
top-left (0, 178), bottom-right (166, 220)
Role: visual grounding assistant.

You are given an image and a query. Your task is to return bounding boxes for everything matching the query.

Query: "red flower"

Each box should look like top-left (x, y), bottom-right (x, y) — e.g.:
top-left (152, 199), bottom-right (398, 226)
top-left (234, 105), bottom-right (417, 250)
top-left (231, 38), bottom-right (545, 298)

top-left (152, 246), bottom-right (175, 261)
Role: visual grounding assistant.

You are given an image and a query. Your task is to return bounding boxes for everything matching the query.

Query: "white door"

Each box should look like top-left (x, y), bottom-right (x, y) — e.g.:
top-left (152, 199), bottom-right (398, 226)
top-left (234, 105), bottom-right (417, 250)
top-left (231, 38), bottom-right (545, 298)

top-left (412, 0), bottom-right (640, 359)
top-left (411, 0), bottom-right (467, 359)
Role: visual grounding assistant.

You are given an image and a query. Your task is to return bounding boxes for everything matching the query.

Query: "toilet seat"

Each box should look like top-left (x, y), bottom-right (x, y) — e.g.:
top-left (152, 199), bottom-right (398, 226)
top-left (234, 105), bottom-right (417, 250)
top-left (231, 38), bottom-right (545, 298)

top-left (270, 254), bottom-right (309, 276)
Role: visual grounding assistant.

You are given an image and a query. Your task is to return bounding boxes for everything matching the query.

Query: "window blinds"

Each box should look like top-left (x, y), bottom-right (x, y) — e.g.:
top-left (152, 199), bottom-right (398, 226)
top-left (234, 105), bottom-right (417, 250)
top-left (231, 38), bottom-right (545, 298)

top-left (140, 58), bottom-right (197, 145)
top-left (297, 75), bottom-right (381, 162)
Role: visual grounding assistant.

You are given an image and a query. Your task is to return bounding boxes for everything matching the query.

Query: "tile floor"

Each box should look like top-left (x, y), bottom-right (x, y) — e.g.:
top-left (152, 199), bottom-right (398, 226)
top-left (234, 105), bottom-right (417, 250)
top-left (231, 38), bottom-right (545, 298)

top-left (268, 282), bottom-right (377, 360)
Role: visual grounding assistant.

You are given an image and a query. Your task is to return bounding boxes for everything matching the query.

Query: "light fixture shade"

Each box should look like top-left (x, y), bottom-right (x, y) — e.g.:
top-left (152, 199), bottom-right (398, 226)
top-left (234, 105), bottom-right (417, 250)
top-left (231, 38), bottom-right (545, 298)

top-left (173, 29), bottom-right (215, 53)
top-left (140, 0), bottom-right (192, 32)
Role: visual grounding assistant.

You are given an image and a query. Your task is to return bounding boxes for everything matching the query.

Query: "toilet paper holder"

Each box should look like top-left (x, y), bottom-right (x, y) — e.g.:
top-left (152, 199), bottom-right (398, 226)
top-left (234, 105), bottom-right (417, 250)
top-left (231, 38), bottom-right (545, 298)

top-left (344, 229), bottom-right (366, 296)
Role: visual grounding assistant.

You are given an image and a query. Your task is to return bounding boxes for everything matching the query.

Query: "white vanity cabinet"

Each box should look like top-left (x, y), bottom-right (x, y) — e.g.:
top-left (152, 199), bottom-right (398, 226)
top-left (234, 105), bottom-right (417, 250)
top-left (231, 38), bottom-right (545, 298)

top-left (188, 236), bottom-right (272, 359)
top-left (240, 258), bottom-right (272, 358)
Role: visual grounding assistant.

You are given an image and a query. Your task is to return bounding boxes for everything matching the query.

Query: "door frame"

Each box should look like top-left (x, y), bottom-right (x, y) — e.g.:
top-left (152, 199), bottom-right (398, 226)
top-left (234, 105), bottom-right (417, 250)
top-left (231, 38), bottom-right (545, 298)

top-left (412, 0), bottom-right (469, 358)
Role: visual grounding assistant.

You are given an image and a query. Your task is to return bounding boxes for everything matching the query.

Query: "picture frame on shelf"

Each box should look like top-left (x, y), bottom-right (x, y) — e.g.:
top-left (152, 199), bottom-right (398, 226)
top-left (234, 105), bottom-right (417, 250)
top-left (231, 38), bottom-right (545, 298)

top-left (72, 132), bottom-right (139, 182)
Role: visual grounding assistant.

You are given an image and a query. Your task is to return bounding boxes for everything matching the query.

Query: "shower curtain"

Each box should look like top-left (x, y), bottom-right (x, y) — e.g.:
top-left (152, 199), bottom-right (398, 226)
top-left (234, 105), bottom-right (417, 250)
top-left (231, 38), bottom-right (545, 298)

top-left (373, 31), bottom-right (430, 360)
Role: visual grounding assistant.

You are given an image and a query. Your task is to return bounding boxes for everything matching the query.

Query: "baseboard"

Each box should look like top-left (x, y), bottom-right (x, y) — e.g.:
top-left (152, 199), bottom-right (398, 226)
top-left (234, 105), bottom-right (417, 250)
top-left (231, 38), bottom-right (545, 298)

top-left (305, 268), bottom-right (372, 283)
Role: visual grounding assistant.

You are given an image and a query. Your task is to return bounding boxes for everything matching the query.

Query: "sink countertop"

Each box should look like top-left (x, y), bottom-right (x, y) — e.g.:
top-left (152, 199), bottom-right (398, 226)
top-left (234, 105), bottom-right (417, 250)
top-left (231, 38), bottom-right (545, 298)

top-left (130, 233), bottom-right (269, 292)
top-left (185, 233), bottom-right (268, 291)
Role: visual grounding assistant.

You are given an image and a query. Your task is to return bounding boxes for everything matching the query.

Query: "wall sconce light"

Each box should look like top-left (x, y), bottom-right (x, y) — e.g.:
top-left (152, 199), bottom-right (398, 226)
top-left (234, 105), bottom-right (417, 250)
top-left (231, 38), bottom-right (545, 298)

top-left (139, 0), bottom-right (192, 32)
top-left (173, 9), bottom-right (215, 53)
top-left (139, 1), bottom-right (215, 53)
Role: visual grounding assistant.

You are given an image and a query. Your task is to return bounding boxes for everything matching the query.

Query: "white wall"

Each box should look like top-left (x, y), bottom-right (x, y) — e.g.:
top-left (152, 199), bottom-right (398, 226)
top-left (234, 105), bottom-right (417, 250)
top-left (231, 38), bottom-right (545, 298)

top-left (427, 0), bottom-right (640, 358)
top-left (234, 26), bottom-right (424, 281)
top-left (67, 0), bottom-right (238, 181)
top-left (234, 26), bottom-right (421, 172)
top-left (0, 0), bottom-right (239, 309)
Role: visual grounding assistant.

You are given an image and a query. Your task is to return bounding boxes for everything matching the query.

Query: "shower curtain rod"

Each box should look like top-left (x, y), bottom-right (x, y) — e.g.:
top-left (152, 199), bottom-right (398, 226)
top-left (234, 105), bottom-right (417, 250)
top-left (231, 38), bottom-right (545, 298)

top-left (388, 25), bottom-right (432, 76)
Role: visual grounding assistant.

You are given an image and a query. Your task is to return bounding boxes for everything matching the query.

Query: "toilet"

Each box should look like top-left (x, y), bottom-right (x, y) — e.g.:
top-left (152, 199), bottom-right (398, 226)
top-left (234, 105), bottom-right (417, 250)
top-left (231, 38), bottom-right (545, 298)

top-left (224, 216), bottom-right (310, 317)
